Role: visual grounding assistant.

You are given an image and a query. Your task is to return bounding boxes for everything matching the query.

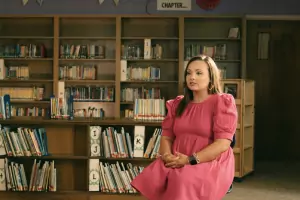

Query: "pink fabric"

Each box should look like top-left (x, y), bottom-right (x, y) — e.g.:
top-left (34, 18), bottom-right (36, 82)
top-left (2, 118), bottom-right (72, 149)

top-left (131, 93), bottom-right (238, 200)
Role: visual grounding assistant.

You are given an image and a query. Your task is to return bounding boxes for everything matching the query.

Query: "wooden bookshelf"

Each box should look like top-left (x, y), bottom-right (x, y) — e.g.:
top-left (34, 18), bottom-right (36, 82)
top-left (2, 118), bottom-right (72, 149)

top-left (221, 79), bottom-right (255, 180)
top-left (0, 15), bottom-right (254, 200)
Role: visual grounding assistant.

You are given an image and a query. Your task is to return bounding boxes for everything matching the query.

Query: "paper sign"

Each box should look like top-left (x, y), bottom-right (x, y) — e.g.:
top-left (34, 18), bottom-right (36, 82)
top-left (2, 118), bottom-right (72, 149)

top-left (157, 0), bottom-right (191, 11)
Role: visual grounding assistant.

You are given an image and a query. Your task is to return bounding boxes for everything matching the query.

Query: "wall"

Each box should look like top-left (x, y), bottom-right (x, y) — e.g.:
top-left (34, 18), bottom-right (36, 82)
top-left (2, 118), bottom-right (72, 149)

top-left (0, 0), bottom-right (300, 15)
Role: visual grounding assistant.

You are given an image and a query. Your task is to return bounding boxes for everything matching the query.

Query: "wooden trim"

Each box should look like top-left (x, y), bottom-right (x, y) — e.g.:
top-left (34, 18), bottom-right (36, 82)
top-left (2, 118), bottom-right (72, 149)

top-left (53, 16), bottom-right (59, 96)
top-left (115, 16), bottom-right (121, 118)
top-left (0, 14), bottom-right (245, 18)
top-left (178, 17), bottom-right (184, 95)
top-left (245, 15), bottom-right (300, 20)
top-left (241, 16), bottom-right (247, 78)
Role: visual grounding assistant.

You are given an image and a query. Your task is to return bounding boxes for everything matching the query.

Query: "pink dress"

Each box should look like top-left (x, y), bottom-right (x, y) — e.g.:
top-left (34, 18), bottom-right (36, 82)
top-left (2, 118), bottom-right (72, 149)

top-left (131, 93), bottom-right (238, 200)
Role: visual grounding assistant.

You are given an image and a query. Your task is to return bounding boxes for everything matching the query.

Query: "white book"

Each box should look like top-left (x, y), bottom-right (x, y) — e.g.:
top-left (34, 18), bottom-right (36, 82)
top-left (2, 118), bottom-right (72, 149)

top-left (58, 81), bottom-right (65, 99)
top-left (183, 60), bottom-right (188, 71)
top-left (89, 159), bottom-right (100, 191)
top-left (0, 59), bottom-right (5, 80)
top-left (133, 126), bottom-right (145, 158)
top-left (144, 39), bottom-right (151, 59)
top-left (0, 159), bottom-right (6, 191)
top-left (120, 60), bottom-right (127, 81)
top-left (0, 132), bottom-right (6, 156)
top-left (90, 126), bottom-right (101, 157)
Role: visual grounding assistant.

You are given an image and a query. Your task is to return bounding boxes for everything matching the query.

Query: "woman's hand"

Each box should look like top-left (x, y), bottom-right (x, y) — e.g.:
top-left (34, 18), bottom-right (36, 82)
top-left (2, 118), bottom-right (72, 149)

top-left (161, 153), bottom-right (178, 164)
top-left (164, 152), bottom-right (189, 168)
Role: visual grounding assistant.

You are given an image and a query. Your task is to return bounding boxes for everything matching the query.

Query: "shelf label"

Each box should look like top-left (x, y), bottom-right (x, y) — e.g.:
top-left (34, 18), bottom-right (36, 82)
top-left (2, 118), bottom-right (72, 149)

top-left (157, 0), bottom-right (191, 11)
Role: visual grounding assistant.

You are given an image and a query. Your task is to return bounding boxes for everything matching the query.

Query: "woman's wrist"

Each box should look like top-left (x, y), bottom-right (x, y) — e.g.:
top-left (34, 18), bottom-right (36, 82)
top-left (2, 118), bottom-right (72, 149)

top-left (159, 152), bottom-right (171, 159)
top-left (187, 153), bottom-right (201, 165)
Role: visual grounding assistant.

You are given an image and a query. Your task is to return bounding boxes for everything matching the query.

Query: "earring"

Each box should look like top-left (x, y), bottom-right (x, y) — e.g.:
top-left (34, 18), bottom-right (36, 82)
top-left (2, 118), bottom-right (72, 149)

top-left (208, 84), bottom-right (214, 90)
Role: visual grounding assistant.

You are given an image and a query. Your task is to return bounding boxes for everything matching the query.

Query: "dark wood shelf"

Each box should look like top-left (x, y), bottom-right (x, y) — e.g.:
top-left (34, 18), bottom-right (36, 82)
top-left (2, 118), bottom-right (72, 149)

top-left (121, 80), bottom-right (178, 83)
top-left (1, 190), bottom-right (87, 194)
top-left (59, 36), bottom-right (116, 40)
top-left (59, 59), bottom-right (115, 61)
top-left (0, 79), bottom-right (53, 83)
top-left (184, 37), bottom-right (241, 41)
top-left (122, 37), bottom-right (178, 40)
top-left (2, 58), bottom-right (53, 61)
top-left (0, 36), bottom-right (54, 39)
top-left (0, 118), bottom-right (162, 126)
top-left (89, 157), bottom-right (155, 162)
top-left (10, 100), bottom-right (50, 104)
top-left (1, 154), bottom-right (88, 160)
top-left (125, 58), bottom-right (178, 62)
top-left (63, 80), bottom-right (115, 84)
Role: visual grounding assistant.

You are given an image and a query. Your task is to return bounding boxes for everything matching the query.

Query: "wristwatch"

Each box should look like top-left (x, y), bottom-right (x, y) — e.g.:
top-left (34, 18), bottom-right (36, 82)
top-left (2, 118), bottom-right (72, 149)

top-left (188, 155), bottom-right (198, 165)
top-left (188, 153), bottom-right (200, 165)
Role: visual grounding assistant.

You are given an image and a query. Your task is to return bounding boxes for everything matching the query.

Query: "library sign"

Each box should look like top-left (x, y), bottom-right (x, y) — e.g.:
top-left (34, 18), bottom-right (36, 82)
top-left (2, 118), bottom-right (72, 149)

top-left (157, 0), bottom-right (191, 11)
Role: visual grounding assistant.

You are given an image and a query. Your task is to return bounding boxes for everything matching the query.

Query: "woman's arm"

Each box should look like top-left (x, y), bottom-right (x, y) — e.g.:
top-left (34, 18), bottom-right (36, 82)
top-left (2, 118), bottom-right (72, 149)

top-left (193, 94), bottom-right (237, 164)
top-left (193, 139), bottom-right (231, 163)
top-left (159, 96), bottom-right (183, 164)
top-left (165, 94), bottom-right (237, 168)
top-left (159, 136), bottom-right (179, 166)
top-left (164, 139), bottom-right (231, 168)
top-left (159, 136), bottom-right (174, 156)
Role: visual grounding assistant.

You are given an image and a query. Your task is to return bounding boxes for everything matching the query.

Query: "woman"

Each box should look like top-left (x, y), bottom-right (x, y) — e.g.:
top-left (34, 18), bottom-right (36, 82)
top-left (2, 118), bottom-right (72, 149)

top-left (131, 55), bottom-right (238, 200)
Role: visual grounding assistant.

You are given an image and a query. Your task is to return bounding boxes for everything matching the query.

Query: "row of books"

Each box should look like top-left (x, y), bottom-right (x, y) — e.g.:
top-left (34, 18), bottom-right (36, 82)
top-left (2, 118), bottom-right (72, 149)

top-left (185, 44), bottom-right (228, 61)
top-left (90, 126), bottom-right (161, 159)
top-left (0, 87), bottom-right (44, 101)
top-left (59, 44), bottom-right (106, 59)
top-left (0, 93), bottom-right (167, 121)
top-left (123, 109), bottom-right (134, 119)
top-left (0, 126), bottom-right (49, 157)
top-left (0, 60), bottom-right (30, 80)
top-left (122, 65), bottom-right (161, 81)
top-left (134, 98), bottom-right (166, 121)
top-left (11, 106), bottom-right (46, 117)
top-left (121, 87), bottom-right (161, 102)
top-left (65, 86), bottom-right (115, 102)
top-left (59, 65), bottom-right (97, 80)
top-left (1, 158), bottom-right (56, 192)
top-left (0, 44), bottom-right (47, 58)
top-left (89, 159), bottom-right (143, 193)
top-left (0, 94), bottom-right (10, 120)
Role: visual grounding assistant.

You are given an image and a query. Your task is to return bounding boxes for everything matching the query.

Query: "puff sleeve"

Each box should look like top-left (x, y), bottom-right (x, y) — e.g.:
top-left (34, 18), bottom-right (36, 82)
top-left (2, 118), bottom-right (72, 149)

top-left (213, 94), bottom-right (238, 141)
top-left (161, 96), bottom-right (183, 139)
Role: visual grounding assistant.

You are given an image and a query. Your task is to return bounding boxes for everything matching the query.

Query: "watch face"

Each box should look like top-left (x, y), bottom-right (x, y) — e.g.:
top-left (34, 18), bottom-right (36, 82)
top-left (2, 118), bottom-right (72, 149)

top-left (196, 0), bottom-right (221, 10)
top-left (188, 156), bottom-right (197, 165)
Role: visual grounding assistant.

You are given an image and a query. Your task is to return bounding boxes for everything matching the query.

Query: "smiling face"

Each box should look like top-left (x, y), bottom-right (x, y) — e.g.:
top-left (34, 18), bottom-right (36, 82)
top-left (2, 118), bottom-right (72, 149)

top-left (186, 60), bottom-right (210, 92)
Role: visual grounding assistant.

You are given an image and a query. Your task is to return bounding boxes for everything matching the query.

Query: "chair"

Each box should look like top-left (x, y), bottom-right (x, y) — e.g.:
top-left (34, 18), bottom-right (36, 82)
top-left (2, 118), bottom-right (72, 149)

top-left (227, 134), bottom-right (236, 194)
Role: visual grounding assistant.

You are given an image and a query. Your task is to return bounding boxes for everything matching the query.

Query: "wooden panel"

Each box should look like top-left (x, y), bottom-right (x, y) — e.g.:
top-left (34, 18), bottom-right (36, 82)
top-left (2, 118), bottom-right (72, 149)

top-left (59, 17), bottom-right (116, 37)
top-left (0, 17), bottom-right (53, 37)
top-left (184, 17), bottom-right (242, 38)
top-left (246, 20), bottom-right (300, 160)
top-left (121, 17), bottom-right (178, 38)
top-left (0, 193), bottom-right (88, 200)
top-left (46, 125), bottom-right (74, 155)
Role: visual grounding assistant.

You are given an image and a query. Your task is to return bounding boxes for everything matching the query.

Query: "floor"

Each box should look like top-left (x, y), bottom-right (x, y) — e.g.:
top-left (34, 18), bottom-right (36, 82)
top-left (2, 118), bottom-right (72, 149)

top-left (224, 161), bottom-right (300, 200)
